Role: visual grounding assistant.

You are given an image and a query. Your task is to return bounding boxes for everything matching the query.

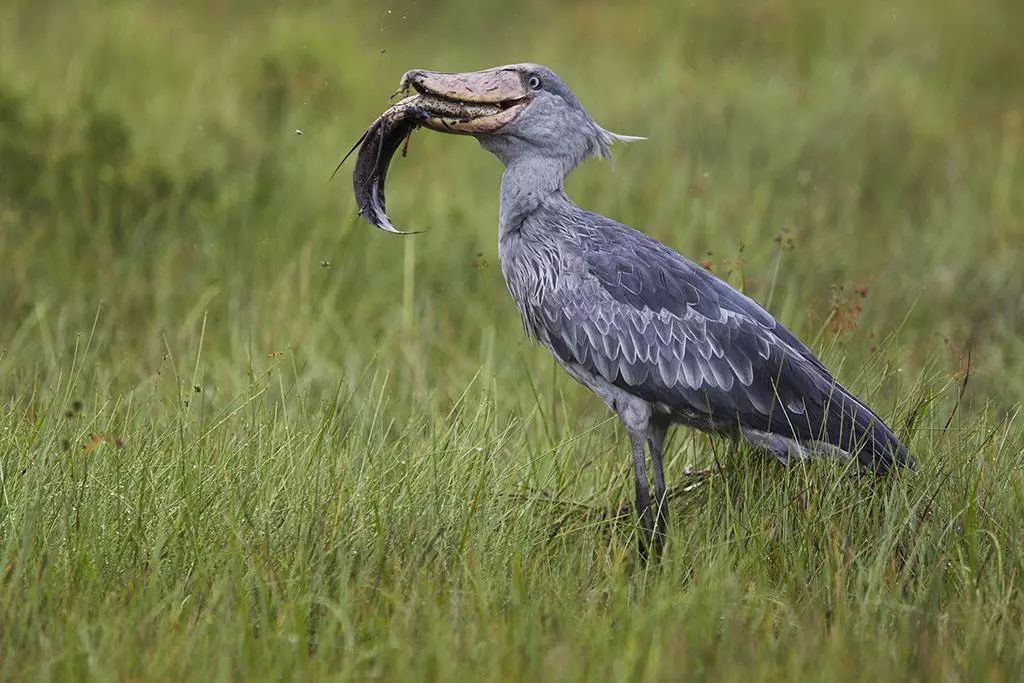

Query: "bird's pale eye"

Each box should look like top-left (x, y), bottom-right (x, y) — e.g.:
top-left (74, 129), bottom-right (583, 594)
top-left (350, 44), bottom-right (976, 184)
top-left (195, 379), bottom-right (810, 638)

top-left (527, 75), bottom-right (542, 90)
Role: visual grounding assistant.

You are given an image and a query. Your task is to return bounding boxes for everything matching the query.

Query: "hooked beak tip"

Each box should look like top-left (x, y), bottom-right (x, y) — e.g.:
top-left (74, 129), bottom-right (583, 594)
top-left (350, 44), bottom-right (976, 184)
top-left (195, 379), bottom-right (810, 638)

top-left (399, 70), bottom-right (430, 96)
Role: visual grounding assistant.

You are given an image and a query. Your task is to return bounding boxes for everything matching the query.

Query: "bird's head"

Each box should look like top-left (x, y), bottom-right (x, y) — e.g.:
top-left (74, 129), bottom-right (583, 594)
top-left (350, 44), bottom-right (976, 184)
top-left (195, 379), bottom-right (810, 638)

top-left (401, 63), bottom-right (643, 171)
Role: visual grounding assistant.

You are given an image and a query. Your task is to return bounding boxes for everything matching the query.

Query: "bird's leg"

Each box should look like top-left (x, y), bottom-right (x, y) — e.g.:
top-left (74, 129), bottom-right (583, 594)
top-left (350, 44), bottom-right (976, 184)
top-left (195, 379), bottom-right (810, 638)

top-left (628, 429), bottom-right (655, 562)
top-left (647, 419), bottom-right (670, 559)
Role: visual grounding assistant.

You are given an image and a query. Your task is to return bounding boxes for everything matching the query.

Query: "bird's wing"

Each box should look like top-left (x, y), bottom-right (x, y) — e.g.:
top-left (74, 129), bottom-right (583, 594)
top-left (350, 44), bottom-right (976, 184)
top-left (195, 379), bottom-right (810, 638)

top-left (535, 215), bottom-right (911, 471)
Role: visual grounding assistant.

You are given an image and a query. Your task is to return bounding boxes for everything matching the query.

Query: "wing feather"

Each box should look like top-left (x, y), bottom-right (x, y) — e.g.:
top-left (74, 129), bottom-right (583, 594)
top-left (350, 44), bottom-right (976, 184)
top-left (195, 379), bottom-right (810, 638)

top-left (528, 210), bottom-right (912, 472)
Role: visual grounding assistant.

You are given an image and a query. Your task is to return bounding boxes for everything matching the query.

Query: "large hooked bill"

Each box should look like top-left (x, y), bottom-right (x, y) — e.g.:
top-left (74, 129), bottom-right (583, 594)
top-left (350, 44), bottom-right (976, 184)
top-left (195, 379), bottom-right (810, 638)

top-left (337, 93), bottom-right (505, 234)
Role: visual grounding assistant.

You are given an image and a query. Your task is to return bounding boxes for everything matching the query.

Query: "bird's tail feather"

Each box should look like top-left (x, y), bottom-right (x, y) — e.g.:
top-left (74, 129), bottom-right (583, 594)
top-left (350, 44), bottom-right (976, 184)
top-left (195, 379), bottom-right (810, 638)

top-left (822, 386), bottom-right (915, 474)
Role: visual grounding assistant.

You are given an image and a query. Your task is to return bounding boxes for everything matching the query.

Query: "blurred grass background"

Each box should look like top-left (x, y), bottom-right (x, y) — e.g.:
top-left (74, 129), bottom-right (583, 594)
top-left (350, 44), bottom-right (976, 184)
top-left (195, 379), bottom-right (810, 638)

top-left (1, 0), bottom-right (1023, 680)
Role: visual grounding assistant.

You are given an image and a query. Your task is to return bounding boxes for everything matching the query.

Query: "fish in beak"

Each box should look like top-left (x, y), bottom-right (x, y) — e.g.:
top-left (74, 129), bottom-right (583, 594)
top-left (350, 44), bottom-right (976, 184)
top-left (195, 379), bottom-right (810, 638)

top-left (401, 67), bottom-right (532, 135)
top-left (336, 67), bottom-right (535, 233)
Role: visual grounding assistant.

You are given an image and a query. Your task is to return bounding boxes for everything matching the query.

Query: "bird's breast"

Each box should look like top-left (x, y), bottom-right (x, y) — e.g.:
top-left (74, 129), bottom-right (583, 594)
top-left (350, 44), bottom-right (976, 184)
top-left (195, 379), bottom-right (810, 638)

top-left (498, 232), bottom-right (572, 340)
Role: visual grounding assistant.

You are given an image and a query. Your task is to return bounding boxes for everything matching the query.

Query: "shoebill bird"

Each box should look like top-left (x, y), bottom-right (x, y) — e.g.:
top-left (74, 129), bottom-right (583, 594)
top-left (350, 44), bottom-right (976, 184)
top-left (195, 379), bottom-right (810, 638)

top-left (347, 63), bottom-right (914, 560)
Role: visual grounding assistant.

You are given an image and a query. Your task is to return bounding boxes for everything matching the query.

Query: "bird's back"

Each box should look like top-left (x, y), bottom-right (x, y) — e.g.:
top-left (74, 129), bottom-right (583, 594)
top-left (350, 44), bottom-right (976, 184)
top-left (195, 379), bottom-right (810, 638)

top-left (499, 200), bottom-right (914, 473)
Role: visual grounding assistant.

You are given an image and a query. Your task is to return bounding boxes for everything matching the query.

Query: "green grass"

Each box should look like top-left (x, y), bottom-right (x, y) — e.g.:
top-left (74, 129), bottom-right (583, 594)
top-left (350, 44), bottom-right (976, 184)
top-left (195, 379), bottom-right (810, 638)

top-left (1, 0), bottom-right (1023, 679)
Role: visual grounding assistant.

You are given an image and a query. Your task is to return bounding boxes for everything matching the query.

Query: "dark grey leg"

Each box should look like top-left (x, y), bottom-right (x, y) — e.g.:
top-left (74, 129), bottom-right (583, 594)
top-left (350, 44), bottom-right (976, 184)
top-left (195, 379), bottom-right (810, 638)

top-left (628, 429), bottom-right (654, 561)
top-left (647, 419), bottom-right (670, 558)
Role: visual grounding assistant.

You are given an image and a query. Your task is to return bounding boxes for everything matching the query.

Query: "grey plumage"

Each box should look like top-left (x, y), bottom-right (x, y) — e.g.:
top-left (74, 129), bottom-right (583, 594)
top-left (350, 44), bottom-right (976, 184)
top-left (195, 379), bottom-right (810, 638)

top-left (501, 198), bottom-right (911, 472)
top-left (353, 63), bottom-right (915, 559)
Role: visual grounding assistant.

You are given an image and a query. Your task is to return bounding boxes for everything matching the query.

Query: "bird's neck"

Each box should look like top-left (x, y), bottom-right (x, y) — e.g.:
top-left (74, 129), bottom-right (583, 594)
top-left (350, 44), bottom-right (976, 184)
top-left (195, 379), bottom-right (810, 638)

top-left (498, 157), bottom-right (575, 235)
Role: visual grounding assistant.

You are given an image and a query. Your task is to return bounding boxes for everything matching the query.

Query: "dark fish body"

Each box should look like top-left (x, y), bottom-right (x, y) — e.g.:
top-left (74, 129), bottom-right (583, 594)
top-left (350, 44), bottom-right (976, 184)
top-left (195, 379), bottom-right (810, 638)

top-left (345, 94), bottom-right (501, 233)
top-left (350, 97), bottom-right (428, 233)
top-left (417, 94), bottom-right (502, 123)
